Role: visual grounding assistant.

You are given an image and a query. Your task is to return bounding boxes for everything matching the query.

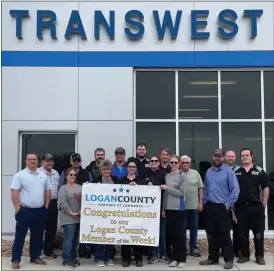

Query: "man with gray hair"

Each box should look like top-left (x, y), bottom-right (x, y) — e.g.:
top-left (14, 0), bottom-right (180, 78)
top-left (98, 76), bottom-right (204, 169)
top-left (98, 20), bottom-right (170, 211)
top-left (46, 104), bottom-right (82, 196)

top-left (181, 155), bottom-right (204, 257)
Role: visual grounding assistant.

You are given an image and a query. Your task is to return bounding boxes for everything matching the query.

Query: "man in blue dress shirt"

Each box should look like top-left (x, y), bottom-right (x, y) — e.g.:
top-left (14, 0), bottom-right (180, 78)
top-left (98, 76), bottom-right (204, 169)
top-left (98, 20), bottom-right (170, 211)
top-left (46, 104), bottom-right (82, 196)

top-left (199, 148), bottom-right (240, 270)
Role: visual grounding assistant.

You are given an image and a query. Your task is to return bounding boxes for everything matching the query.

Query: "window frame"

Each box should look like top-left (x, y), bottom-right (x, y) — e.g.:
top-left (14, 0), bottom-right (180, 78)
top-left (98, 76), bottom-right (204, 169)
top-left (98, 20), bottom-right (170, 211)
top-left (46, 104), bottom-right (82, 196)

top-left (134, 68), bottom-right (274, 233)
top-left (18, 131), bottom-right (77, 171)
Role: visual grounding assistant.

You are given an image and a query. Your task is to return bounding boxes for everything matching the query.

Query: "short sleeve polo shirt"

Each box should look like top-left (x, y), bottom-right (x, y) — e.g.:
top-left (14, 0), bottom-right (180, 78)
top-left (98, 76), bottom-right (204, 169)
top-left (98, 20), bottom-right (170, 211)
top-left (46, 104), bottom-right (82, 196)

top-left (11, 167), bottom-right (52, 208)
top-left (235, 165), bottom-right (269, 204)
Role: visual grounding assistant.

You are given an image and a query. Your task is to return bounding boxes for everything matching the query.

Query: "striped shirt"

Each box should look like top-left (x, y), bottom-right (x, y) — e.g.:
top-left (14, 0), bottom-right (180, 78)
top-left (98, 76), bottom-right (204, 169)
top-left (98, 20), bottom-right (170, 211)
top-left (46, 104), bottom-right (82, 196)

top-left (39, 167), bottom-right (60, 199)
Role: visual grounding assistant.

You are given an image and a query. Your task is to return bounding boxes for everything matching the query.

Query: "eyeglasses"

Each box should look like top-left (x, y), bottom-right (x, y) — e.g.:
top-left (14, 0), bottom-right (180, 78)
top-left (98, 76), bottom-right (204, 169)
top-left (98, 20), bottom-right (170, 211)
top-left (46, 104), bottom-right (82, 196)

top-left (182, 162), bottom-right (190, 164)
top-left (128, 166), bottom-right (136, 169)
top-left (72, 159), bottom-right (81, 163)
top-left (170, 161), bottom-right (178, 165)
top-left (69, 174), bottom-right (76, 176)
top-left (150, 160), bottom-right (159, 163)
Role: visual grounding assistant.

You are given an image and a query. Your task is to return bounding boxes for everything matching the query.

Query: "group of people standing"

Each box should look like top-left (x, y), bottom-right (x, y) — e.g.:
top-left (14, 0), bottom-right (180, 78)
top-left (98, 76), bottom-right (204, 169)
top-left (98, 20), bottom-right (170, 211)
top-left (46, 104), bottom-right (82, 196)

top-left (10, 144), bottom-right (269, 270)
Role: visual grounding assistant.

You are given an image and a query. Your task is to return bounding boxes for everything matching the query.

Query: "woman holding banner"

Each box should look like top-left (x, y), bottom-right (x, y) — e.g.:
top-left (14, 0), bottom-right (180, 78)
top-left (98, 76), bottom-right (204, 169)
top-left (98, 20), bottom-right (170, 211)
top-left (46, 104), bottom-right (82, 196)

top-left (161, 155), bottom-right (187, 268)
top-left (93, 159), bottom-right (119, 267)
top-left (58, 167), bottom-right (82, 268)
top-left (119, 157), bottom-right (145, 267)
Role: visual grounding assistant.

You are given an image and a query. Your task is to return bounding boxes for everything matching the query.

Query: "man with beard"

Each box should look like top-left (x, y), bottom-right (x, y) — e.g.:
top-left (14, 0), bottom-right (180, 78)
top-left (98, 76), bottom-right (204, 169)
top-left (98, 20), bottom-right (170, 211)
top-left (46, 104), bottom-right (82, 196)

top-left (199, 149), bottom-right (239, 270)
top-left (136, 143), bottom-right (149, 178)
top-left (85, 148), bottom-right (105, 180)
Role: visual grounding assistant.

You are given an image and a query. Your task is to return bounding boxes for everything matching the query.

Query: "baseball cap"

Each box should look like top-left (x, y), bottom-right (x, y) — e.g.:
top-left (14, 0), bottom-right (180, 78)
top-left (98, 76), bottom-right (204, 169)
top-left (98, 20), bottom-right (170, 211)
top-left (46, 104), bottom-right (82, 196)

top-left (42, 153), bottom-right (54, 161)
top-left (71, 153), bottom-right (81, 160)
top-left (213, 148), bottom-right (224, 156)
top-left (115, 147), bottom-right (126, 155)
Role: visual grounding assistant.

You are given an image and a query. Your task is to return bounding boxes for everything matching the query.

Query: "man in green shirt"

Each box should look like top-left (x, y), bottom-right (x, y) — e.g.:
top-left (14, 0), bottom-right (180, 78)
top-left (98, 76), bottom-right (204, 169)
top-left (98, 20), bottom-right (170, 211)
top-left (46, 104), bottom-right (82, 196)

top-left (181, 155), bottom-right (204, 257)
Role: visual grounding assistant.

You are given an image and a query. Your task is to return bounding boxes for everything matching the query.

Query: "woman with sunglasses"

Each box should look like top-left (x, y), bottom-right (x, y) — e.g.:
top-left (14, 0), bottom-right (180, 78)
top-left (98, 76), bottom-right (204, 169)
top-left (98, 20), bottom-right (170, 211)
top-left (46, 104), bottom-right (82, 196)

top-left (160, 155), bottom-right (187, 268)
top-left (58, 168), bottom-right (82, 268)
top-left (146, 156), bottom-right (170, 264)
top-left (119, 157), bottom-right (145, 267)
top-left (93, 159), bottom-right (119, 267)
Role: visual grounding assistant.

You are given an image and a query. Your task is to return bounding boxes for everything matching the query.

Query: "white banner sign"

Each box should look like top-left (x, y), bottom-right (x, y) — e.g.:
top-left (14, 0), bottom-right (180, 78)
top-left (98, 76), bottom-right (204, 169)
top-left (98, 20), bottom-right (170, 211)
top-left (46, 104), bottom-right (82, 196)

top-left (79, 183), bottom-right (161, 246)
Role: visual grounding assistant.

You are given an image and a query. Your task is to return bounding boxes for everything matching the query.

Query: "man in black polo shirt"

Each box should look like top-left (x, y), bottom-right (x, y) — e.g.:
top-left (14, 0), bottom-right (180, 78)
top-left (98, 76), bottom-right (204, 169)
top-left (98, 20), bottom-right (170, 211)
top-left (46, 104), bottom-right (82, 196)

top-left (136, 143), bottom-right (150, 178)
top-left (234, 148), bottom-right (269, 265)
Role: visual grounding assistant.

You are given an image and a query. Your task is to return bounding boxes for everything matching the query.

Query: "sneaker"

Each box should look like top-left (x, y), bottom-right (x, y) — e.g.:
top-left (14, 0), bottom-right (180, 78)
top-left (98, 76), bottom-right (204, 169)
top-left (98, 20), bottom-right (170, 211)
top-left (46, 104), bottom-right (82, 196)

top-left (224, 262), bottom-right (233, 269)
top-left (96, 261), bottom-right (105, 267)
top-left (136, 260), bottom-right (143, 267)
top-left (44, 252), bottom-right (57, 259)
top-left (256, 257), bottom-right (266, 265)
top-left (169, 261), bottom-right (178, 267)
top-left (177, 262), bottom-right (186, 268)
top-left (237, 257), bottom-right (250, 264)
top-left (106, 259), bottom-right (115, 266)
top-left (199, 259), bottom-right (219, 265)
top-left (73, 260), bottom-right (80, 266)
top-left (160, 255), bottom-right (171, 263)
top-left (148, 256), bottom-right (159, 264)
top-left (190, 250), bottom-right (201, 257)
top-left (122, 261), bottom-right (130, 267)
top-left (63, 261), bottom-right (74, 268)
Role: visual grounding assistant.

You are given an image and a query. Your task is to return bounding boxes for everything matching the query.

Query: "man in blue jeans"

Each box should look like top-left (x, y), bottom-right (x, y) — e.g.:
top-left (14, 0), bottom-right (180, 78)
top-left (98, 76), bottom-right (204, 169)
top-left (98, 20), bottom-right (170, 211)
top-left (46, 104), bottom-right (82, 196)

top-left (181, 155), bottom-right (204, 257)
top-left (11, 154), bottom-right (51, 270)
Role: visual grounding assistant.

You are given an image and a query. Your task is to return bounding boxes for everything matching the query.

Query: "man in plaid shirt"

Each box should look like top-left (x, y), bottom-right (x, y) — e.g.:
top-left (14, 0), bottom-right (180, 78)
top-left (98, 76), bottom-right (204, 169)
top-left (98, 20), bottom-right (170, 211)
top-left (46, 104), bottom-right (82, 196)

top-left (39, 153), bottom-right (60, 258)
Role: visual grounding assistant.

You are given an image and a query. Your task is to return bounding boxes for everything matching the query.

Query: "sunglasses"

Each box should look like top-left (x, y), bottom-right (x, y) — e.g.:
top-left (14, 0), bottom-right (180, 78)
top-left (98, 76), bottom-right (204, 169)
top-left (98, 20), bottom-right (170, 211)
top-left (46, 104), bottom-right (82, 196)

top-left (170, 161), bottom-right (178, 165)
top-left (69, 174), bottom-right (76, 176)
top-left (150, 160), bottom-right (159, 163)
top-left (72, 159), bottom-right (81, 163)
top-left (182, 162), bottom-right (190, 164)
top-left (128, 166), bottom-right (136, 169)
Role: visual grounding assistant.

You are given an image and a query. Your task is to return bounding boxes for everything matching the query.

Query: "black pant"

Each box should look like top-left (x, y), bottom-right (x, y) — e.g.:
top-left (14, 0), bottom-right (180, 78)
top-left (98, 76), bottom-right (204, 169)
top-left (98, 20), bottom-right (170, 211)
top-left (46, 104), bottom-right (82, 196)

top-left (235, 203), bottom-right (265, 258)
top-left (204, 203), bottom-right (233, 263)
top-left (232, 219), bottom-right (241, 255)
top-left (42, 199), bottom-right (58, 255)
top-left (166, 210), bottom-right (186, 263)
top-left (121, 245), bottom-right (143, 262)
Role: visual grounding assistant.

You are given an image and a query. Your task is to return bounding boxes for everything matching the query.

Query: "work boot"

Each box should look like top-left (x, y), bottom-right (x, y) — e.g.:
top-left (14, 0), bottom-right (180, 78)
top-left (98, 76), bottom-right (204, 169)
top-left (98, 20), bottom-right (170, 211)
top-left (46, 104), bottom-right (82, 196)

top-left (237, 257), bottom-right (250, 263)
top-left (224, 262), bottom-right (233, 269)
top-left (256, 257), bottom-right (266, 265)
top-left (12, 261), bottom-right (20, 270)
top-left (122, 261), bottom-right (130, 267)
top-left (136, 260), bottom-right (143, 267)
top-left (199, 259), bottom-right (219, 265)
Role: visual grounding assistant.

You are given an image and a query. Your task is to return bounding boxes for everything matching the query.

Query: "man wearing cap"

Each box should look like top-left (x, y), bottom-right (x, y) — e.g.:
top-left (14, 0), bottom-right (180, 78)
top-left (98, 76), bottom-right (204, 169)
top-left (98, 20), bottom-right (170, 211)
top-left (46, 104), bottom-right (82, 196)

top-left (39, 153), bottom-right (60, 258)
top-left (59, 153), bottom-right (93, 186)
top-left (199, 149), bottom-right (239, 270)
top-left (59, 153), bottom-right (93, 258)
top-left (111, 147), bottom-right (128, 179)
top-left (11, 154), bottom-right (51, 270)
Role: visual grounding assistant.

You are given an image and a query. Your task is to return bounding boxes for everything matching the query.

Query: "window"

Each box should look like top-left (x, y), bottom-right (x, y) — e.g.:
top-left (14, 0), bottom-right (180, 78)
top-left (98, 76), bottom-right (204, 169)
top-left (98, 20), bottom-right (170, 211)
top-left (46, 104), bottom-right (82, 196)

top-left (21, 133), bottom-right (76, 174)
top-left (265, 122), bottom-right (274, 229)
top-left (136, 122), bottom-right (176, 156)
top-left (179, 123), bottom-right (218, 171)
top-left (222, 123), bottom-right (263, 166)
top-left (221, 72), bottom-right (261, 119)
top-left (136, 71), bottom-right (175, 119)
top-left (264, 71), bottom-right (274, 119)
top-left (178, 72), bottom-right (218, 119)
top-left (135, 69), bottom-right (273, 231)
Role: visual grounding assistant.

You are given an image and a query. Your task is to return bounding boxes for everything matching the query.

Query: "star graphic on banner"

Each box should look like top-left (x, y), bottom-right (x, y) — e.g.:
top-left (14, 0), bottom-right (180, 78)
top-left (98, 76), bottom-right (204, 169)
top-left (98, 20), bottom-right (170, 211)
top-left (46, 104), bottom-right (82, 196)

top-left (113, 188), bottom-right (117, 193)
top-left (119, 186), bottom-right (124, 193)
top-left (126, 189), bottom-right (130, 193)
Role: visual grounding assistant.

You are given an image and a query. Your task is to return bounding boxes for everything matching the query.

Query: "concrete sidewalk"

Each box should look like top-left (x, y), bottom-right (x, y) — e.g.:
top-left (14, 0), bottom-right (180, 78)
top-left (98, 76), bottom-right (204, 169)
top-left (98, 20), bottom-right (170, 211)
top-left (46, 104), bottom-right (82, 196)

top-left (2, 254), bottom-right (274, 270)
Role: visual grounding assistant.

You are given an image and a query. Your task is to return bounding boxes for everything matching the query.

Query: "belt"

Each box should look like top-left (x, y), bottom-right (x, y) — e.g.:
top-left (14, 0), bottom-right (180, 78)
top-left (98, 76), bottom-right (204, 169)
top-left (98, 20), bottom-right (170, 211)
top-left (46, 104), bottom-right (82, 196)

top-left (207, 201), bottom-right (223, 205)
top-left (19, 205), bottom-right (44, 209)
top-left (51, 199), bottom-right (58, 201)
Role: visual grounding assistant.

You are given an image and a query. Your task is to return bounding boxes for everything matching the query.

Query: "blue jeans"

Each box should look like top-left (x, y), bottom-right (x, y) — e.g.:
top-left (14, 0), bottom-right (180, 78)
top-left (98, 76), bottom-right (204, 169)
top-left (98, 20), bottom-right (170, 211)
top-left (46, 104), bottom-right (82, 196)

top-left (62, 224), bottom-right (80, 263)
top-left (12, 206), bottom-right (47, 262)
top-left (152, 216), bottom-right (166, 257)
top-left (183, 210), bottom-right (199, 251)
top-left (95, 245), bottom-right (114, 262)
